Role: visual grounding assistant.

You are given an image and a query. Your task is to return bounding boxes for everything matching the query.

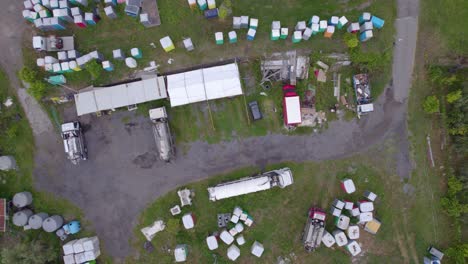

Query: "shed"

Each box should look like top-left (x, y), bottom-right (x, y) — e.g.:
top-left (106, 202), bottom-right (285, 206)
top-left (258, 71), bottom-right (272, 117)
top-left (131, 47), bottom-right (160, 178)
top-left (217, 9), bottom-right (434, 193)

top-left (283, 96), bottom-right (301, 125)
top-left (227, 245), bottom-right (241, 261)
top-left (220, 230), bottom-right (234, 245)
top-left (206, 236), bottom-right (218, 250)
top-left (251, 241), bottom-right (264, 257)
top-left (182, 213), bottom-right (195, 229)
top-left (321, 231), bottom-right (335, 247)
top-left (364, 218), bottom-right (381, 234)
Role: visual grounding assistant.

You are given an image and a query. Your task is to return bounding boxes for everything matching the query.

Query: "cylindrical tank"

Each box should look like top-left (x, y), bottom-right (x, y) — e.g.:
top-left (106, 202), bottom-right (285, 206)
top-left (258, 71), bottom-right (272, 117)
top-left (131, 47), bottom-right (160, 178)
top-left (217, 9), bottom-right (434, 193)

top-left (28, 212), bottom-right (49, 229)
top-left (12, 191), bottom-right (33, 208)
top-left (13, 209), bottom-right (33, 227)
top-left (42, 215), bottom-right (64, 233)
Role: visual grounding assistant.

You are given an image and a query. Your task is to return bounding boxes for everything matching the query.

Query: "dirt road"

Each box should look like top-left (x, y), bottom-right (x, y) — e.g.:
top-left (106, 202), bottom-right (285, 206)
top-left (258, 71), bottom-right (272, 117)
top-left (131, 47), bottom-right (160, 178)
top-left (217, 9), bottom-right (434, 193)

top-left (2, 0), bottom-right (419, 261)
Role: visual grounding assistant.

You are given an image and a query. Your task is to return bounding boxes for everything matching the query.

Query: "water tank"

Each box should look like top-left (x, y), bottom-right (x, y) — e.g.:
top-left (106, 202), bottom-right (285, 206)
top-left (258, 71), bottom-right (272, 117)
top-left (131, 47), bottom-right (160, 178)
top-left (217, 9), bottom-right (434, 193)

top-left (28, 212), bottom-right (49, 229)
top-left (12, 191), bottom-right (33, 208)
top-left (42, 215), bottom-right (64, 233)
top-left (13, 209), bottom-right (33, 227)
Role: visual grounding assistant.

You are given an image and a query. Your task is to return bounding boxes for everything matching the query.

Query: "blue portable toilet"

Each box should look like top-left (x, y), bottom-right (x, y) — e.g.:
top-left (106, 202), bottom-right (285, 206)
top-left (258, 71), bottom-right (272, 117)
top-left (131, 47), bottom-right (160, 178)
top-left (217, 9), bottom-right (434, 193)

top-left (204, 8), bottom-right (218, 19)
top-left (371, 16), bottom-right (384, 29)
top-left (63, 220), bottom-right (81, 234)
top-left (247, 28), bottom-right (256, 41)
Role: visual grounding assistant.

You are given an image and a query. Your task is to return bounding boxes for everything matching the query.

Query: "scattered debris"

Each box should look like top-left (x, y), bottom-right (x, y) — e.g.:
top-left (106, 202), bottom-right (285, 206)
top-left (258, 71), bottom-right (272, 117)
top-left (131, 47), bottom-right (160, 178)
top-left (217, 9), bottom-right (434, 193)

top-left (170, 205), bottom-right (181, 216)
top-left (141, 220), bottom-right (165, 241)
top-left (177, 189), bottom-right (193, 207)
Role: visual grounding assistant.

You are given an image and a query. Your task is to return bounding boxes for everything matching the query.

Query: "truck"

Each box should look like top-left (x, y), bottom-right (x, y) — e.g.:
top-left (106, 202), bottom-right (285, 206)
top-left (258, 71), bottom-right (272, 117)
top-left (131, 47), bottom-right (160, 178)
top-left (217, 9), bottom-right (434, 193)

top-left (61, 122), bottom-right (87, 165)
top-left (149, 107), bottom-right (175, 162)
top-left (33, 36), bottom-right (75, 52)
top-left (207, 168), bottom-right (294, 201)
top-left (302, 208), bottom-right (326, 252)
top-left (353, 73), bottom-right (374, 118)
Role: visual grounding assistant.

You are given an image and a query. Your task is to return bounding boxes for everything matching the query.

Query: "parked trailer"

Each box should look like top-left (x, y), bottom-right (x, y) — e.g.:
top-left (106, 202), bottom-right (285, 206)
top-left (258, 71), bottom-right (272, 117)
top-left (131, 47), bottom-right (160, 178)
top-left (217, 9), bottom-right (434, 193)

top-left (353, 73), bottom-right (373, 118)
top-left (207, 168), bottom-right (294, 201)
top-left (33, 36), bottom-right (75, 52)
top-left (61, 122), bottom-right (87, 165)
top-left (149, 107), bottom-right (174, 162)
top-left (302, 208), bottom-right (326, 252)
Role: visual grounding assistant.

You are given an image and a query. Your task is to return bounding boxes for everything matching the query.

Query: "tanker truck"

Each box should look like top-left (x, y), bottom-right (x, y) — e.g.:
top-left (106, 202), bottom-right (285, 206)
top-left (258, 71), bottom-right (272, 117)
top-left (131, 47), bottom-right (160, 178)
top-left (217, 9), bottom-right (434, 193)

top-left (149, 107), bottom-right (174, 162)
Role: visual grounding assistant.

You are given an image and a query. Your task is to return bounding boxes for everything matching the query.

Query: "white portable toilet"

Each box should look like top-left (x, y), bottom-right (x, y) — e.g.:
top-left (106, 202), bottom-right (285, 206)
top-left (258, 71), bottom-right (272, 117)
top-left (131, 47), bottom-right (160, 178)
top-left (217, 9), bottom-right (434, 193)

top-left (63, 239), bottom-right (77, 255)
top-left (332, 230), bottom-right (348, 247)
top-left (13, 209), bottom-right (33, 227)
top-left (271, 20), bottom-right (280, 30)
top-left (359, 212), bottom-right (373, 223)
top-left (331, 207), bottom-right (342, 217)
top-left (302, 27), bottom-right (312, 40)
top-left (340, 178), bottom-right (356, 194)
top-left (45, 56), bottom-right (58, 64)
top-left (346, 240), bottom-right (362, 256)
top-left (28, 212), bottom-right (48, 229)
top-left (321, 231), bottom-right (336, 247)
top-left (251, 241), bottom-right (264, 257)
top-left (364, 190), bottom-right (377, 201)
top-left (206, 235), bottom-right (218, 250)
top-left (350, 207), bottom-right (360, 217)
top-left (113, 49), bottom-right (125, 60)
top-left (235, 223), bottom-right (244, 233)
top-left (344, 201), bottom-right (354, 210)
top-left (12, 191), bottom-right (33, 208)
top-left (335, 215), bottom-right (350, 230)
top-left (220, 230), bottom-right (234, 245)
top-left (73, 238), bottom-right (87, 253)
top-left (236, 235), bottom-right (246, 246)
top-left (295, 21), bottom-right (306, 31)
top-left (183, 38), bottom-right (194, 51)
top-left (227, 245), bottom-right (241, 261)
top-left (125, 57), bottom-right (138, 68)
top-left (240, 15), bottom-right (249, 28)
top-left (347, 225), bottom-right (360, 240)
top-left (174, 244), bottom-right (188, 262)
top-left (332, 199), bottom-right (345, 210)
top-left (358, 201), bottom-right (374, 212)
top-left (36, 58), bottom-right (45, 67)
top-left (232, 16), bottom-right (241, 29)
top-left (42, 215), bottom-right (64, 232)
top-left (57, 51), bottom-right (68, 61)
top-left (182, 213), bottom-right (195, 229)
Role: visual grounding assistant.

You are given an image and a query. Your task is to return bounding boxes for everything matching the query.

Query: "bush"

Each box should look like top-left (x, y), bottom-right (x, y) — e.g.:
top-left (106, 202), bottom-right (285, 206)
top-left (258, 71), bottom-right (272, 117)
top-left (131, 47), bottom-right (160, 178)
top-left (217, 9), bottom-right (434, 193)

top-left (218, 0), bottom-right (232, 20)
top-left (1, 240), bottom-right (58, 264)
top-left (19, 67), bottom-right (38, 83)
top-left (446, 243), bottom-right (468, 264)
top-left (422, 95), bottom-right (440, 113)
top-left (447, 90), bottom-right (462, 103)
top-left (85, 60), bottom-right (103, 80)
top-left (343, 33), bottom-right (359, 48)
top-left (350, 48), bottom-right (390, 72)
top-left (27, 81), bottom-right (48, 100)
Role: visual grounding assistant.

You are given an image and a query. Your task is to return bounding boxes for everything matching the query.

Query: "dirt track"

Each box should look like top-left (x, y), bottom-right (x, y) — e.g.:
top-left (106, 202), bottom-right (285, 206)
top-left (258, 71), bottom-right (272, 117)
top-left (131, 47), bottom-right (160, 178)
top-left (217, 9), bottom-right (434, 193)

top-left (1, 0), bottom-right (419, 261)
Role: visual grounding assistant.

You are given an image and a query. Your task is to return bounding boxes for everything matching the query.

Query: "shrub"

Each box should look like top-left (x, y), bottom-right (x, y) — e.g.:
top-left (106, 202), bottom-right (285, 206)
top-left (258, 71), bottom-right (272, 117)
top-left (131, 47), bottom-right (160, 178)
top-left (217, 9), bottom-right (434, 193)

top-left (422, 95), bottom-right (440, 113)
top-left (447, 90), bottom-right (462, 103)
top-left (350, 48), bottom-right (390, 72)
top-left (343, 33), bottom-right (359, 48)
top-left (28, 81), bottom-right (48, 100)
top-left (218, 0), bottom-right (232, 20)
top-left (19, 67), bottom-right (38, 83)
top-left (85, 60), bottom-right (103, 80)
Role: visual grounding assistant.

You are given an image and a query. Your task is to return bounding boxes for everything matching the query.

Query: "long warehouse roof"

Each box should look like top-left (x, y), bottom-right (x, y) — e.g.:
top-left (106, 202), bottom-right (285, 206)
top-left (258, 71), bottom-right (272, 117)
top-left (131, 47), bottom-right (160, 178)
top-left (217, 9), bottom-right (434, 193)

top-left (166, 63), bottom-right (243, 107)
top-left (74, 76), bottom-right (167, 116)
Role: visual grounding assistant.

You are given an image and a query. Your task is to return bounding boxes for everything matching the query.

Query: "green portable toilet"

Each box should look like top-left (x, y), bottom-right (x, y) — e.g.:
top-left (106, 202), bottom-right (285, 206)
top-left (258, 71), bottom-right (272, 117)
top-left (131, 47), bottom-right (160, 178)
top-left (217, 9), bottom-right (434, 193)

top-left (308, 15), bottom-right (319, 26)
top-left (215, 32), bottom-right (224, 44)
top-left (131, 48), bottom-right (142, 59)
top-left (319, 20), bottom-right (327, 32)
top-left (249, 18), bottom-right (258, 29)
top-left (271, 29), bottom-right (280, 40)
top-left (338, 16), bottom-right (348, 29)
top-left (311, 23), bottom-right (319, 35)
top-left (292, 31), bottom-right (302, 43)
top-left (44, 63), bottom-right (53, 72)
top-left (47, 75), bottom-right (67, 85)
top-left (228, 31), bottom-right (237, 43)
top-left (280, 27), bottom-right (288, 39)
top-left (197, 0), bottom-right (207, 10)
top-left (60, 62), bottom-right (73, 73)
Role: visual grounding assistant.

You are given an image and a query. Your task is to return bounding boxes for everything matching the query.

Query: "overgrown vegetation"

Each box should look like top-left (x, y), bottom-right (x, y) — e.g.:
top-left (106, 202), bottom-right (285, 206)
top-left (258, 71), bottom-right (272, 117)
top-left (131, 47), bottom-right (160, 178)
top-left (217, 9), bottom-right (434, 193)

top-left (0, 240), bottom-right (57, 264)
top-left (422, 95), bottom-right (439, 113)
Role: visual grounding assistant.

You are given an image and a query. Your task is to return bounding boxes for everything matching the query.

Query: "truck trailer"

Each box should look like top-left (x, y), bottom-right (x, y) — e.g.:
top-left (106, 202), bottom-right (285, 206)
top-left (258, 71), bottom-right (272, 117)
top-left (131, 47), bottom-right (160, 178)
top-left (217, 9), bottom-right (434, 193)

top-left (207, 168), bottom-right (294, 201)
top-left (149, 107), bottom-right (174, 162)
top-left (302, 208), bottom-right (326, 252)
top-left (33, 36), bottom-right (75, 52)
top-left (61, 122), bottom-right (87, 165)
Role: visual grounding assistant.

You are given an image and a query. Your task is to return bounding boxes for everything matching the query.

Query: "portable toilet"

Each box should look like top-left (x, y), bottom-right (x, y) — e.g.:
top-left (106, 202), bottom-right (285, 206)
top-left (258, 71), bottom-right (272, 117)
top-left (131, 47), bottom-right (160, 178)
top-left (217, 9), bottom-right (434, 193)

top-left (23, 10), bottom-right (34, 22)
top-left (338, 16), bottom-right (348, 29)
top-left (58, 0), bottom-right (69, 9)
top-left (302, 27), bottom-right (312, 40)
top-left (236, 235), bottom-right (246, 246)
top-left (69, 60), bottom-right (81, 71)
top-left (228, 31), bottom-right (237, 43)
top-left (50, 17), bottom-right (66, 30)
top-left (63, 239), bottom-right (77, 255)
top-left (251, 241), bottom-right (264, 257)
top-left (358, 201), bottom-right (374, 212)
top-left (28, 213), bottom-right (49, 229)
top-left (346, 240), bottom-right (362, 256)
top-left (61, 62), bottom-right (72, 73)
top-left (67, 50), bottom-right (79, 60)
top-left (45, 64), bottom-right (53, 72)
top-left (83, 236), bottom-right (99, 251)
top-left (332, 230), bottom-right (348, 247)
top-left (292, 31), bottom-right (302, 43)
top-left (347, 22), bottom-right (360, 33)
top-left (359, 12), bottom-right (371, 24)
top-left (140, 13), bottom-right (152, 27)
top-left (104, 0), bottom-right (117, 6)
top-left (311, 23), bottom-right (319, 35)
top-left (76, 56), bottom-right (87, 67)
top-left (220, 230), bottom-right (234, 245)
top-left (182, 213), bottom-right (195, 229)
top-left (13, 209), bottom-right (33, 227)
top-left (13, 191), bottom-right (33, 208)
top-left (364, 190), bottom-right (377, 201)
top-left (71, 7), bottom-right (82, 17)
top-left (340, 178), bottom-right (356, 194)
top-left (102, 61), bottom-right (113, 71)
top-left (321, 231), bottom-right (336, 248)
top-left (43, 215), bottom-right (64, 232)
top-left (36, 58), bottom-right (45, 67)
top-left (350, 206), bottom-right (360, 217)
top-left (207, 0), bottom-right (215, 9)
top-left (183, 38), bottom-right (194, 51)
top-left (34, 3), bottom-right (45, 12)
top-left (50, 0), bottom-right (59, 8)
top-left (271, 29), bottom-right (280, 40)
top-left (104, 6), bottom-right (117, 19)
top-left (39, 9), bottom-right (52, 18)
top-left (187, 0), bottom-right (196, 9)
top-left (329, 16), bottom-right (339, 26)
top-left (197, 0), bottom-right (207, 11)
top-left (125, 57), bottom-right (137, 68)
top-left (112, 49), bottom-right (124, 60)
top-left (74, 15), bottom-right (87, 28)
top-left (249, 18), bottom-right (258, 29)
top-left (364, 218), bottom-right (381, 234)
top-left (344, 201), bottom-right (354, 210)
top-left (215, 32), bottom-right (223, 44)
top-left (359, 30), bottom-right (373, 42)
top-left (89, 51), bottom-right (103, 62)
top-left (24, 0), bottom-right (34, 10)
top-left (160, 36), bottom-right (175, 52)
top-left (84, 12), bottom-right (98, 25)
top-left (232, 16), bottom-right (241, 29)
top-left (33, 18), bottom-right (44, 30)
top-left (335, 215), bottom-right (350, 230)
top-left (206, 235), bottom-right (218, 250)
top-left (54, 8), bottom-right (73, 23)
top-left (347, 225), bottom-right (360, 240)
top-left (333, 199), bottom-right (345, 209)
top-left (76, 0), bottom-right (89, 5)
top-left (57, 51), bottom-right (68, 61)
top-left (53, 63), bottom-right (62, 73)
top-left (174, 244), bottom-right (188, 262)
top-left (295, 21), bottom-right (306, 31)
top-left (131, 48), bottom-right (142, 59)
top-left (371, 15), bottom-right (385, 29)
top-left (272, 20), bottom-right (280, 30)
top-left (319, 20), bottom-right (327, 32)
top-left (330, 207), bottom-right (342, 217)
top-left (30, 11), bottom-right (39, 21)
top-left (227, 245), bottom-right (241, 261)
top-left (359, 212), bottom-right (373, 223)
top-left (240, 16), bottom-right (249, 28)
top-left (360, 21), bottom-right (373, 33)
top-left (247, 28), bottom-right (256, 41)
top-left (280, 27), bottom-right (288, 39)
top-left (309, 15), bottom-right (319, 26)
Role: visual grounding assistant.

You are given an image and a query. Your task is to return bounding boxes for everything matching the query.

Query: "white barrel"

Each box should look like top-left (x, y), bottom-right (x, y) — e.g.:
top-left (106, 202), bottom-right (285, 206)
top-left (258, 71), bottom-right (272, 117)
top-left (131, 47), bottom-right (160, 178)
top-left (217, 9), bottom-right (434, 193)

top-left (42, 215), bottom-right (64, 232)
top-left (13, 209), bottom-right (33, 227)
top-left (12, 191), bottom-right (33, 208)
top-left (28, 212), bottom-right (49, 229)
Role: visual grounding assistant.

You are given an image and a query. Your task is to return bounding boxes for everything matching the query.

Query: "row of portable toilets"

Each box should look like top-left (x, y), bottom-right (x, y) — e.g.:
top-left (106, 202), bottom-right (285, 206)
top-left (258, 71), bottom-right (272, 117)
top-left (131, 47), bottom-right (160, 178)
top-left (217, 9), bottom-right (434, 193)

top-left (23, 0), bottom-right (153, 30)
top-left (11, 191), bottom-right (65, 233)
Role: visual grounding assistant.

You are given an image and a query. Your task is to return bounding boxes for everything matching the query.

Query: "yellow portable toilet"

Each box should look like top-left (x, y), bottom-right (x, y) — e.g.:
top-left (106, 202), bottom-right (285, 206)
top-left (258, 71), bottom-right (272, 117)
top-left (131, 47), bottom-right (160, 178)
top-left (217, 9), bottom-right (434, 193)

top-left (160, 36), bottom-right (175, 52)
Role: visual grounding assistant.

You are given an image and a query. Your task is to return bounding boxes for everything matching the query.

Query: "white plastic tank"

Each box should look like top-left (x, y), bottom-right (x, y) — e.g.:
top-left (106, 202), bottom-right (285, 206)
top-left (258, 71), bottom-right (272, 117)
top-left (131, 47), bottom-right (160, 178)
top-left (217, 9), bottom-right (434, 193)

top-left (28, 212), bottom-right (49, 229)
top-left (42, 215), bottom-right (64, 232)
top-left (12, 191), bottom-right (33, 208)
top-left (13, 209), bottom-right (33, 227)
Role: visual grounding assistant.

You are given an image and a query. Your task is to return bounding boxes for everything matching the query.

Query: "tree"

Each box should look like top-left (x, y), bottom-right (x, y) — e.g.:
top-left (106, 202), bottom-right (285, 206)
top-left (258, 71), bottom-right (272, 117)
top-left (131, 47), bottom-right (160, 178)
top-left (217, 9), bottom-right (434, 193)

top-left (1, 240), bottom-right (57, 264)
top-left (18, 67), bottom-right (38, 83)
top-left (447, 90), bottom-right (462, 103)
top-left (343, 33), bottom-right (358, 48)
top-left (27, 81), bottom-right (48, 100)
top-left (86, 59), bottom-right (103, 80)
top-left (422, 95), bottom-right (440, 113)
top-left (445, 243), bottom-right (468, 263)
top-left (440, 197), bottom-right (468, 217)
